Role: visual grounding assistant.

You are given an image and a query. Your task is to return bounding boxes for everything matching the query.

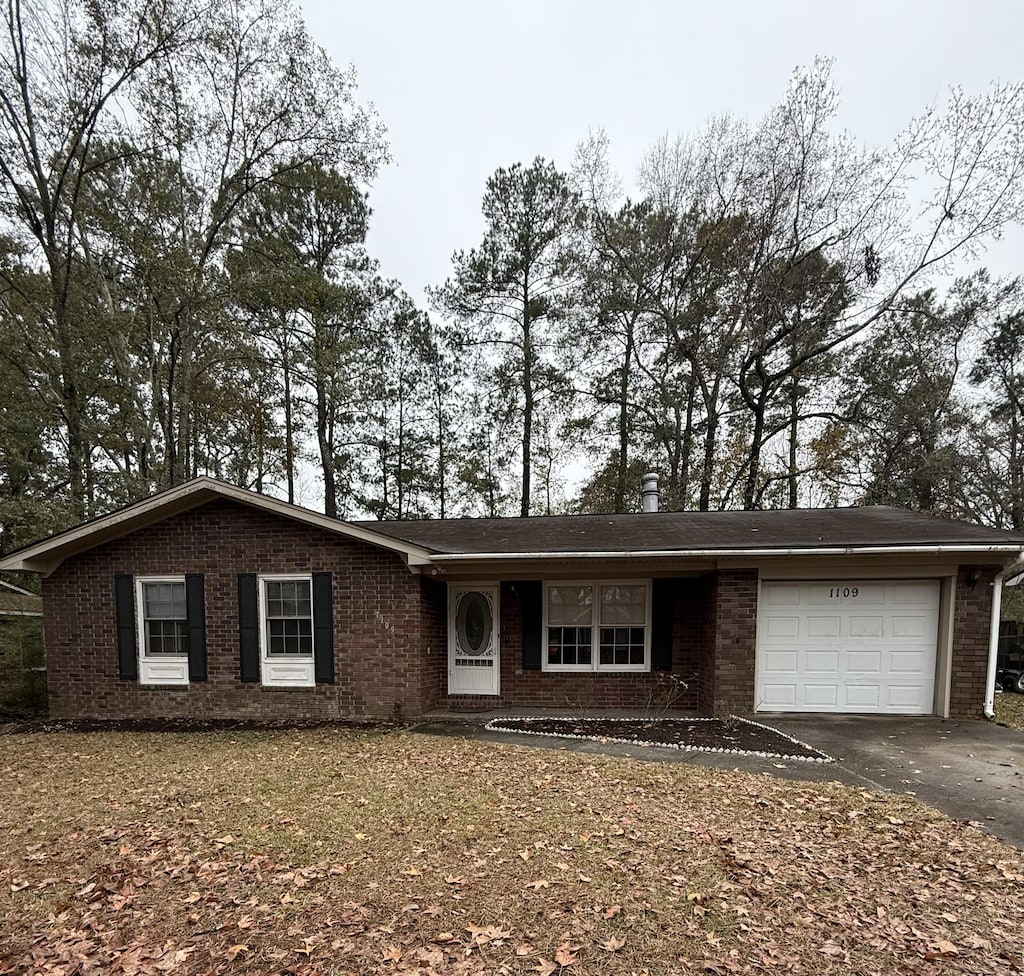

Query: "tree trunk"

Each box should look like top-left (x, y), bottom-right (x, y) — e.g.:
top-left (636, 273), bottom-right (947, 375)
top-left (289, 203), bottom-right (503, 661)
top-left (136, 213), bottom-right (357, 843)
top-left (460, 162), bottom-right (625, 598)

top-left (312, 316), bottom-right (337, 517)
top-left (698, 371), bottom-right (723, 512)
top-left (397, 390), bottom-right (406, 519)
top-left (613, 316), bottom-right (636, 513)
top-left (520, 303), bottom-right (533, 518)
top-left (787, 377), bottom-right (799, 509)
top-left (282, 329), bottom-right (294, 505)
top-left (743, 396), bottom-right (768, 510)
top-left (679, 368), bottom-right (697, 507)
top-left (317, 377), bottom-right (336, 518)
top-left (437, 387), bottom-right (447, 519)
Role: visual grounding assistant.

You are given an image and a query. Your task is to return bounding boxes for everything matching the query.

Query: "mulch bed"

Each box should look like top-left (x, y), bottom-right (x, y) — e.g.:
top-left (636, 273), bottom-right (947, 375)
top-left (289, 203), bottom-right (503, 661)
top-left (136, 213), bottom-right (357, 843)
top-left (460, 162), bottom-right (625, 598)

top-left (0, 715), bottom-right (830, 762)
top-left (485, 716), bottom-right (832, 762)
top-left (0, 717), bottom-right (395, 735)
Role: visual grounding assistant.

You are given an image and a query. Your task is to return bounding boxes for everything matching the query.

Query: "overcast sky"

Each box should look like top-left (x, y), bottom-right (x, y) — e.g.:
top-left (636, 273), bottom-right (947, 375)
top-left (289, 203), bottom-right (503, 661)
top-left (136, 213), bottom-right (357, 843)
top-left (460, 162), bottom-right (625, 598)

top-left (300, 0), bottom-right (1023, 305)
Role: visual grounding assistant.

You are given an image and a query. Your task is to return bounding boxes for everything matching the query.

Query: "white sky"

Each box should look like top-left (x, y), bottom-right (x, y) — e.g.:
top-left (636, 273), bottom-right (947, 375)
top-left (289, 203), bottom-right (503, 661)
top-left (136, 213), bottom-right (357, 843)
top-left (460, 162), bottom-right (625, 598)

top-left (301, 0), bottom-right (1024, 304)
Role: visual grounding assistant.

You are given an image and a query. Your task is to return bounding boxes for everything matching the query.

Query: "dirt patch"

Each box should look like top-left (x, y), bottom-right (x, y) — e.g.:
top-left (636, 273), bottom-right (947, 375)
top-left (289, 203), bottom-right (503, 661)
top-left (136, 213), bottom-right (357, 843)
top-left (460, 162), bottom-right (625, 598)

top-left (996, 692), bottom-right (1024, 731)
top-left (486, 716), bottom-right (831, 762)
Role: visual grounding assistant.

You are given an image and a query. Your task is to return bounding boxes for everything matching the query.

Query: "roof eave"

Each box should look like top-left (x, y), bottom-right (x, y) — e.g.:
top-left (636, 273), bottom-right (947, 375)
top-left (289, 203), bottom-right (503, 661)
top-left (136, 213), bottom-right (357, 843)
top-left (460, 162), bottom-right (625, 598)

top-left (426, 543), bottom-right (1024, 562)
top-left (0, 478), bottom-right (434, 575)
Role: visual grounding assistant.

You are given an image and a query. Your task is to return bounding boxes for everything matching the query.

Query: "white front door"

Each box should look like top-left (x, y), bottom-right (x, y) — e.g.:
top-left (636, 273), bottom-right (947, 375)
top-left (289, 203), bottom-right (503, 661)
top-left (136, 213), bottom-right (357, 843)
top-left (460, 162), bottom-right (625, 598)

top-left (448, 585), bottom-right (499, 695)
top-left (756, 579), bottom-right (941, 714)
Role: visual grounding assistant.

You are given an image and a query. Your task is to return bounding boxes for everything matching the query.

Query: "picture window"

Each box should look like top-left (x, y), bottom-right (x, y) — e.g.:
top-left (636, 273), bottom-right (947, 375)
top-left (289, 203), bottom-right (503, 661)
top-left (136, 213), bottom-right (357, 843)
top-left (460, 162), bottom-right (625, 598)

top-left (544, 581), bottom-right (650, 672)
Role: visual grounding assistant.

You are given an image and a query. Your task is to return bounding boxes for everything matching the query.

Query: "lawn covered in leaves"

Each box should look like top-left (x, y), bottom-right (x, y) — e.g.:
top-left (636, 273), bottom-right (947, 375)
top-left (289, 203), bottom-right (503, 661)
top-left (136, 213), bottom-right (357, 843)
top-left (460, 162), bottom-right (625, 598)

top-left (996, 692), bottom-right (1024, 731)
top-left (1, 729), bottom-right (1022, 975)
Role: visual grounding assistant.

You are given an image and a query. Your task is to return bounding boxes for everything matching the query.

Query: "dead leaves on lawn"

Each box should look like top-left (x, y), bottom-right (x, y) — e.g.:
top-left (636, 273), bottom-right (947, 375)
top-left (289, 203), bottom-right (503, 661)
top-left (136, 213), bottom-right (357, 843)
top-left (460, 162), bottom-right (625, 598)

top-left (0, 729), bottom-right (1022, 975)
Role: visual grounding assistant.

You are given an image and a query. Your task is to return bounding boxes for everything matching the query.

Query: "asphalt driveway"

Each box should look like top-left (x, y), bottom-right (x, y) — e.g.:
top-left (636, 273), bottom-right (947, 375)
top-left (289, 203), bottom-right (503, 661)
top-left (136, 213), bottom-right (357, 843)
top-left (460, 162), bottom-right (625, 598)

top-left (412, 713), bottom-right (1024, 850)
top-left (766, 714), bottom-right (1024, 849)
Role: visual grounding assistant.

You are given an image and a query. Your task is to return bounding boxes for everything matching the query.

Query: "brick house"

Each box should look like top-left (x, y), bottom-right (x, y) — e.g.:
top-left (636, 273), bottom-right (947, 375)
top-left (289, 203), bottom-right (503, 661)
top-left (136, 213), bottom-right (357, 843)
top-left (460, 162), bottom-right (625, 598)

top-left (2, 477), bottom-right (1022, 722)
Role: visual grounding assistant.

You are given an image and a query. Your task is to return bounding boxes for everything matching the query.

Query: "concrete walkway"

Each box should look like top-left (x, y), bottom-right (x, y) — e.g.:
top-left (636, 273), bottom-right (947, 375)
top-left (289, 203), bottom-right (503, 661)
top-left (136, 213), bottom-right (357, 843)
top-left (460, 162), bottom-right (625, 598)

top-left (410, 711), bottom-right (1024, 850)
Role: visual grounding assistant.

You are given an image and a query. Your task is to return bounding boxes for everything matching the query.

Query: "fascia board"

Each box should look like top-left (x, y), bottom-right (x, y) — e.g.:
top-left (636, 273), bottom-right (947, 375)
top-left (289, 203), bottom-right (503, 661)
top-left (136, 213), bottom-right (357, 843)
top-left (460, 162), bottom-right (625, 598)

top-left (426, 543), bottom-right (1024, 562)
top-left (0, 477), bottom-right (434, 575)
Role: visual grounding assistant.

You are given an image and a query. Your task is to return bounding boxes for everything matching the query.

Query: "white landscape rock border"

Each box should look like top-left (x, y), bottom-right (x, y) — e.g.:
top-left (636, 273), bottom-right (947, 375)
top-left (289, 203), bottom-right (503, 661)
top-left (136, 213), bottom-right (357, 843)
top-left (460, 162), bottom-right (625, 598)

top-left (484, 715), bottom-right (834, 764)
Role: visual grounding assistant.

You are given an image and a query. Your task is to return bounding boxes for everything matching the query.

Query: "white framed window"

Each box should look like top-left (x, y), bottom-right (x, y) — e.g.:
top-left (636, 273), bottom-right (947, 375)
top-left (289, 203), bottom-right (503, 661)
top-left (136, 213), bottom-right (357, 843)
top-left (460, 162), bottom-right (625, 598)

top-left (259, 574), bottom-right (315, 687)
top-left (136, 577), bottom-right (189, 685)
top-left (543, 580), bottom-right (651, 672)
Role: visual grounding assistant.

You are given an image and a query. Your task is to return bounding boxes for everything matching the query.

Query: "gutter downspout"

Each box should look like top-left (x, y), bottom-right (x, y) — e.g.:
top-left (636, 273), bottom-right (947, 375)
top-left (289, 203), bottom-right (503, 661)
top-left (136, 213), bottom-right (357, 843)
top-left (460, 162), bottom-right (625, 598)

top-left (985, 549), bottom-right (1024, 719)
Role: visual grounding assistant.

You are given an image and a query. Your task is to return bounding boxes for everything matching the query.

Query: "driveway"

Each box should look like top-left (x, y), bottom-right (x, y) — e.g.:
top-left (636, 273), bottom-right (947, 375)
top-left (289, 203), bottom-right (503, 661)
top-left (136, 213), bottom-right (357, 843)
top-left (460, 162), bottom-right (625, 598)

top-left (766, 715), bottom-right (1024, 849)
top-left (411, 714), bottom-right (1024, 850)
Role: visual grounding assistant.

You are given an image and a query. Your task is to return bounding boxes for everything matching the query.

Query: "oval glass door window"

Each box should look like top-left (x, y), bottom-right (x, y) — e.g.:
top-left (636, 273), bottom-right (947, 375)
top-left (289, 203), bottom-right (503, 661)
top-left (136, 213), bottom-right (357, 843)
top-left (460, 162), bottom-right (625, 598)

top-left (456, 591), bottom-right (492, 656)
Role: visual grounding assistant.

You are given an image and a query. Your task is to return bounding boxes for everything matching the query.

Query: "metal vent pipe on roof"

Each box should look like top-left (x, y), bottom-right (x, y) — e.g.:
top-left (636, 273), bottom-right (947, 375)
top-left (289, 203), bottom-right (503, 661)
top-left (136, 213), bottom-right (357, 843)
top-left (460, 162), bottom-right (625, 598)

top-left (641, 473), bottom-right (660, 513)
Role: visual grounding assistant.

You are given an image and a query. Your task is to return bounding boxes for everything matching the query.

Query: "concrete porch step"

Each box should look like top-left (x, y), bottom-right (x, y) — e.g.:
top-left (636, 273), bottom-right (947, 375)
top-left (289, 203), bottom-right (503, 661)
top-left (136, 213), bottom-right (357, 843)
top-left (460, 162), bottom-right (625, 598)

top-left (439, 695), bottom-right (506, 713)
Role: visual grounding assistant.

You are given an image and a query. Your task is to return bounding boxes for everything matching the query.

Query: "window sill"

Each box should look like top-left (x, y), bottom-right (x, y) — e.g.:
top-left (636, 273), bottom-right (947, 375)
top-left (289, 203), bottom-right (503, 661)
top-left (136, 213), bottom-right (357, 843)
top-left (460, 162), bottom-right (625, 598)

top-left (543, 666), bottom-right (650, 675)
top-left (261, 655), bottom-right (314, 688)
top-left (139, 656), bottom-right (189, 686)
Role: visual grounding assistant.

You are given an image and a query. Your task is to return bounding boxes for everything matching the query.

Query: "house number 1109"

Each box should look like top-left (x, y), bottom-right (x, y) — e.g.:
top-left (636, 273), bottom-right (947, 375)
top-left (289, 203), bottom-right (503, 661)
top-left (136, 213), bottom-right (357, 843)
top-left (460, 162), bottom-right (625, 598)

top-left (829, 586), bottom-right (859, 598)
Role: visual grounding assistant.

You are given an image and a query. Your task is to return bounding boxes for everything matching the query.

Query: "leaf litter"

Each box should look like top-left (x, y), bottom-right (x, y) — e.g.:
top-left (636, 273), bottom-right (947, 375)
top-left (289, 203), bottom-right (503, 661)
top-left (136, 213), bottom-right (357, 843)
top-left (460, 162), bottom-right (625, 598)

top-left (0, 727), bottom-right (1021, 974)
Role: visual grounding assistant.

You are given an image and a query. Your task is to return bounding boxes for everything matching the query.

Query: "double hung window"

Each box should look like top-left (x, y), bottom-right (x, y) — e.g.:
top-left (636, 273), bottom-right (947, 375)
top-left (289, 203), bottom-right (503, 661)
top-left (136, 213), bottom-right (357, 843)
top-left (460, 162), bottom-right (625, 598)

top-left (259, 575), bottom-right (315, 686)
top-left (136, 577), bottom-right (190, 685)
top-left (264, 579), bottom-right (313, 656)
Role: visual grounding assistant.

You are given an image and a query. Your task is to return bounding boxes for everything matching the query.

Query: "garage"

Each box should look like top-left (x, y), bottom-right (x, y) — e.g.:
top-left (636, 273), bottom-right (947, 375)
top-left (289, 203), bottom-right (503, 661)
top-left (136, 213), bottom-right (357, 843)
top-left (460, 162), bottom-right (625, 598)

top-left (756, 579), bottom-right (941, 714)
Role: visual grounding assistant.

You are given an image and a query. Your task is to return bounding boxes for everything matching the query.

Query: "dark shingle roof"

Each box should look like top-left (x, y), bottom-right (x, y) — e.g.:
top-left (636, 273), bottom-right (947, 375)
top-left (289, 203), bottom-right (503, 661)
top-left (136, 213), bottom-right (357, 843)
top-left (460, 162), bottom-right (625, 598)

top-left (352, 507), bottom-right (1024, 556)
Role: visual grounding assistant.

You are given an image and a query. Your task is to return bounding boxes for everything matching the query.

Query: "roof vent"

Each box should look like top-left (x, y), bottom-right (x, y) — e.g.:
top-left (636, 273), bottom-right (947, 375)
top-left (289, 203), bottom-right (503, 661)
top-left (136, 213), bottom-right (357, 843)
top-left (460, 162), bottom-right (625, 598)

top-left (641, 473), bottom-right (660, 514)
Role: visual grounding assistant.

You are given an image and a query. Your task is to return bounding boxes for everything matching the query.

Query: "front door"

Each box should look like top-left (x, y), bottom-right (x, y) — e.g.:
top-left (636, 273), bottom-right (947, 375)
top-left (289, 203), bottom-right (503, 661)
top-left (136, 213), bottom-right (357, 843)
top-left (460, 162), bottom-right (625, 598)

top-left (448, 585), bottom-right (499, 695)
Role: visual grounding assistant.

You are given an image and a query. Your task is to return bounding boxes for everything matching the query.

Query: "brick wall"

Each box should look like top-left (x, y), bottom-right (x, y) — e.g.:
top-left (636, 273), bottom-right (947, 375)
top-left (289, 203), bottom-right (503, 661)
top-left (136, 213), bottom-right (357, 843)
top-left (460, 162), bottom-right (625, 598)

top-left (949, 564), bottom-right (1001, 719)
top-left (708, 570), bottom-right (759, 716)
top-left (42, 499), bottom-right (438, 722)
top-left (418, 576), bottom-right (447, 714)
top-left (697, 574), bottom-right (718, 714)
top-left (492, 578), bottom-right (704, 712)
top-left (44, 498), bottom-right (998, 724)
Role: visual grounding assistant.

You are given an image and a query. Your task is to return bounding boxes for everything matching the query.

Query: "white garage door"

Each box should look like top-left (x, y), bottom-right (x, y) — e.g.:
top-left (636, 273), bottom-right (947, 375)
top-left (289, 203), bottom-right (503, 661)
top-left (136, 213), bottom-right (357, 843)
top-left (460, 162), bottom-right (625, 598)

top-left (757, 580), bottom-right (940, 714)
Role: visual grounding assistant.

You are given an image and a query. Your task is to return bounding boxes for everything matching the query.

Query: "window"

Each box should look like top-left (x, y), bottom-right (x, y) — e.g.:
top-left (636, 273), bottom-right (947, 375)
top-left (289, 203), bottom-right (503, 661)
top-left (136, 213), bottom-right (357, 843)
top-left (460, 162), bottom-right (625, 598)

top-left (544, 580), bottom-right (650, 672)
top-left (264, 579), bottom-right (313, 655)
top-left (135, 577), bottom-right (190, 686)
top-left (141, 580), bottom-right (188, 655)
top-left (259, 575), bottom-right (315, 686)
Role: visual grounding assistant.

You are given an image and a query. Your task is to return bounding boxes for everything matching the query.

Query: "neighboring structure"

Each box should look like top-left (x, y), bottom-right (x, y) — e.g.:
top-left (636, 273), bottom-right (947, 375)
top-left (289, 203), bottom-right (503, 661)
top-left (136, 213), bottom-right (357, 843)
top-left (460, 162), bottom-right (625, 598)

top-left (1, 477), bottom-right (1022, 722)
top-left (0, 578), bottom-right (43, 623)
top-left (0, 579), bottom-right (44, 696)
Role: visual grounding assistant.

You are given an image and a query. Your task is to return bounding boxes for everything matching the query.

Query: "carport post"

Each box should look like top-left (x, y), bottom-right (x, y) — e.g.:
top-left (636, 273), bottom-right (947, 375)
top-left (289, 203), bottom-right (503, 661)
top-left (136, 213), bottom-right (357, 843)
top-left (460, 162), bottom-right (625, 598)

top-left (985, 550), bottom-right (1024, 719)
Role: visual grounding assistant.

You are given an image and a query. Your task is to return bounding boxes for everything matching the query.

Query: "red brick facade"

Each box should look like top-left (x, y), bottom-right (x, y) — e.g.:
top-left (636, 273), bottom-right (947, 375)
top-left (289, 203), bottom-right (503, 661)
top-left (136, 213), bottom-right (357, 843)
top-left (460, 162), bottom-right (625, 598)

top-left (699, 570), bottom-right (759, 716)
top-left (490, 579), bottom-right (704, 712)
top-left (37, 497), bottom-right (1005, 721)
top-left (948, 565), bottom-right (1001, 719)
top-left (43, 500), bottom-right (439, 722)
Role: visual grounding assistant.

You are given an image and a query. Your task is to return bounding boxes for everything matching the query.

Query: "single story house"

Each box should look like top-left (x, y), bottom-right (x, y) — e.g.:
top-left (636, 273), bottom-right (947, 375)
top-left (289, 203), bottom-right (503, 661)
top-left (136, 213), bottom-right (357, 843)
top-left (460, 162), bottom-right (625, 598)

top-left (1, 477), bottom-right (1022, 723)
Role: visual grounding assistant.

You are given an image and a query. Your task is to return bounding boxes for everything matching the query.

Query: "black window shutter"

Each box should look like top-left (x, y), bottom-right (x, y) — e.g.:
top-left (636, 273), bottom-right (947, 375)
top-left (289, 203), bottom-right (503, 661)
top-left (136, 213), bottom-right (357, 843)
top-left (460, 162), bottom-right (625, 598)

top-left (238, 574), bottom-right (260, 682)
top-left (312, 571), bottom-right (335, 685)
top-left (185, 573), bottom-right (207, 681)
top-left (651, 578), bottom-right (675, 671)
top-left (520, 580), bottom-right (543, 670)
top-left (115, 574), bottom-right (137, 680)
